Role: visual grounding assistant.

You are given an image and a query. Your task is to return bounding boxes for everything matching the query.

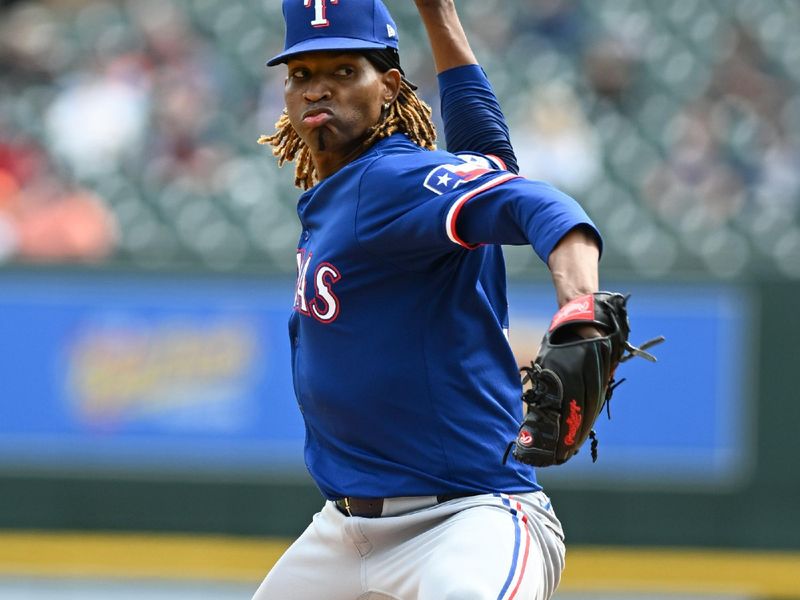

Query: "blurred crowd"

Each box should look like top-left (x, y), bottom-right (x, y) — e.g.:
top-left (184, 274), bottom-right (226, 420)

top-left (0, 0), bottom-right (798, 277)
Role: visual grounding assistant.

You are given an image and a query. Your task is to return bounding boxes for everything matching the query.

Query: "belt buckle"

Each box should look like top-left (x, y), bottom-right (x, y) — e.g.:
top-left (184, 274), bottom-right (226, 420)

top-left (342, 497), bottom-right (353, 517)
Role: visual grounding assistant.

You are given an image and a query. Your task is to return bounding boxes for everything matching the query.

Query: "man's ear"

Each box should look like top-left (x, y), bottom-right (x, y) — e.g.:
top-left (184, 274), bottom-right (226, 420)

top-left (381, 68), bottom-right (402, 105)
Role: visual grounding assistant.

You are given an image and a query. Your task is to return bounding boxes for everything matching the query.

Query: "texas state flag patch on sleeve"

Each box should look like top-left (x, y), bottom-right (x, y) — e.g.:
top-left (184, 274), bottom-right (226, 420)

top-left (423, 155), bottom-right (501, 195)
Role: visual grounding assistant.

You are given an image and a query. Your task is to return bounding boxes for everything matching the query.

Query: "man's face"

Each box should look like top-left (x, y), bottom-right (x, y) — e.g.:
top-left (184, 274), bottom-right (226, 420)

top-left (284, 52), bottom-right (397, 162)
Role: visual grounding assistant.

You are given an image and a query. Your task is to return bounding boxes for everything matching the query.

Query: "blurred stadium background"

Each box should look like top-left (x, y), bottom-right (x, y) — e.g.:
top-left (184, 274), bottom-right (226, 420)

top-left (0, 0), bottom-right (798, 598)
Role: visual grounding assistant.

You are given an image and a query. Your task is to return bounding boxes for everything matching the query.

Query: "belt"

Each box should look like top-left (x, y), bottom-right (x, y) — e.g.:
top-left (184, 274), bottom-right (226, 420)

top-left (335, 493), bottom-right (475, 518)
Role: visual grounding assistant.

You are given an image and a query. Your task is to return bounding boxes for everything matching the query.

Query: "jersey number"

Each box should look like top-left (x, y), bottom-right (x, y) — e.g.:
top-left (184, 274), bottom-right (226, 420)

top-left (304, 0), bottom-right (338, 27)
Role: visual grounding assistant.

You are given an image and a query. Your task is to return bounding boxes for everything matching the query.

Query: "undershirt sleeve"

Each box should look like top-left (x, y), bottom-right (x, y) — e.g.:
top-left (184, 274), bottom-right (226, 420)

top-left (438, 64), bottom-right (519, 175)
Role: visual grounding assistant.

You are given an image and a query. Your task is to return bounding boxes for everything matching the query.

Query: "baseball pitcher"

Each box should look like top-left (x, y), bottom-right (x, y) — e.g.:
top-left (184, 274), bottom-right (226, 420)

top-left (252, 1), bottom-right (660, 598)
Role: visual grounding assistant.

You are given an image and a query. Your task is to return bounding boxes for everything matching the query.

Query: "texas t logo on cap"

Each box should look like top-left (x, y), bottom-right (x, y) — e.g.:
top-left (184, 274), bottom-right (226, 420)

top-left (305, 0), bottom-right (338, 28)
top-left (267, 0), bottom-right (401, 66)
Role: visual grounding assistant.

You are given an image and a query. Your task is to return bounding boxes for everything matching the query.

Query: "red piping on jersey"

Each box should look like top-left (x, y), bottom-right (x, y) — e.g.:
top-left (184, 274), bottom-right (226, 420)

top-left (445, 173), bottom-right (520, 249)
top-left (486, 154), bottom-right (508, 171)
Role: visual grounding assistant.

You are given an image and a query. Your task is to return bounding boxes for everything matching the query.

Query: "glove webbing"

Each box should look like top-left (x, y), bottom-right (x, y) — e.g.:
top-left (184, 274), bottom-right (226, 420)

top-left (588, 335), bottom-right (665, 462)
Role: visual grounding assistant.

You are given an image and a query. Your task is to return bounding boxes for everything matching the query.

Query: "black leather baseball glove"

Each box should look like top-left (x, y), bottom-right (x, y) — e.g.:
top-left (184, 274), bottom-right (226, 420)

top-left (506, 292), bottom-right (664, 467)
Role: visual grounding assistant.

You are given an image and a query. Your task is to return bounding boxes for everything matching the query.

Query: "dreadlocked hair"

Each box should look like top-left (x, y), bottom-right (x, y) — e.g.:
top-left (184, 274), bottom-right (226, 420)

top-left (258, 79), bottom-right (436, 190)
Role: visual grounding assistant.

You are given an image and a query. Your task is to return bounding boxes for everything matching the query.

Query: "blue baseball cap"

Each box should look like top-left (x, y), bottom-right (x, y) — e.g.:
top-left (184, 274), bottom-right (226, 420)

top-left (267, 0), bottom-right (401, 67)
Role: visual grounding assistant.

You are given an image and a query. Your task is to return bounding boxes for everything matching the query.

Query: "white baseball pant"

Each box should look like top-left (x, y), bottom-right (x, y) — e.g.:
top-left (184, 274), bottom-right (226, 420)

top-left (252, 491), bottom-right (565, 600)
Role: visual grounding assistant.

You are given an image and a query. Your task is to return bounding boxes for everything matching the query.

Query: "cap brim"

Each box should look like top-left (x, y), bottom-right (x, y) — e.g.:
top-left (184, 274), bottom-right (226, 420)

top-left (267, 37), bottom-right (391, 66)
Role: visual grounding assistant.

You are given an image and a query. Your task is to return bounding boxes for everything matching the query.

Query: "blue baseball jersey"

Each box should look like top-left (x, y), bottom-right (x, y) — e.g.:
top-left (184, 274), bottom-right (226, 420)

top-left (290, 133), bottom-right (599, 500)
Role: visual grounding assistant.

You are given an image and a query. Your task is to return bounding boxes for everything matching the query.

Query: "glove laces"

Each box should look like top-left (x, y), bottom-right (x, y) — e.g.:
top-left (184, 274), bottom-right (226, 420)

top-left (593, 335), bottom-right (666, 462)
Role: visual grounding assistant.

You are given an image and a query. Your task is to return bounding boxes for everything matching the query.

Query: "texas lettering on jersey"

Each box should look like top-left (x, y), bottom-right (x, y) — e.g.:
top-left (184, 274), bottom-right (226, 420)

top-left (295, 250), bottom-right (342, 323)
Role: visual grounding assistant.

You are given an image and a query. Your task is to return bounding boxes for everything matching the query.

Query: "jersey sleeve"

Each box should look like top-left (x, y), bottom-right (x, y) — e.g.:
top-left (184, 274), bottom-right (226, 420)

top-left (355, 151), bottom-right (601, 269)
top-left (438, 64), bottom-right (519, 174)
top-left (455, 177), bottom-right (602, 263)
